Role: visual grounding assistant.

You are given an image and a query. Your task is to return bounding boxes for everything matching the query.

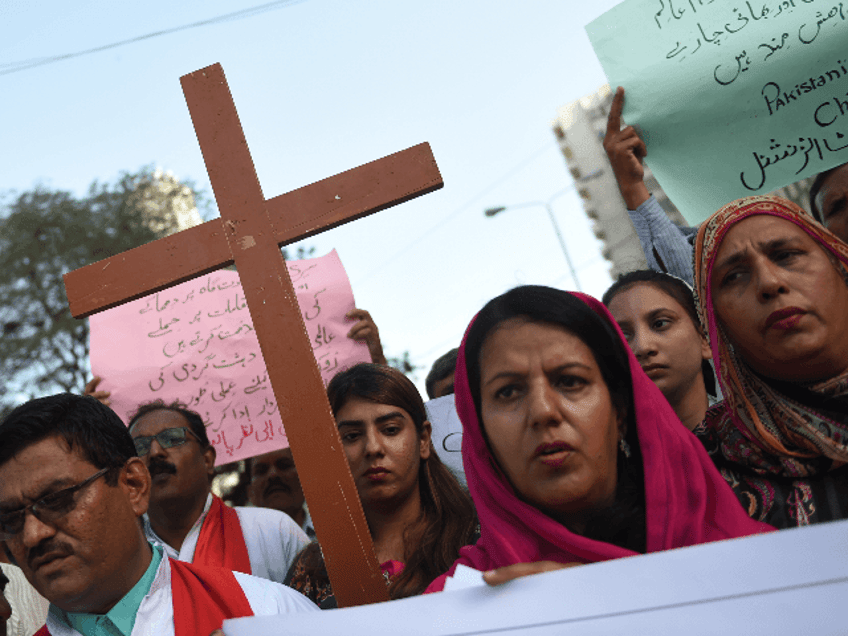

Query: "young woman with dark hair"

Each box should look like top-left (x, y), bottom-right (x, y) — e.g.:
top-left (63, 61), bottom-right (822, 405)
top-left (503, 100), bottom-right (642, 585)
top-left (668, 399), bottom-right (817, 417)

top-left (286, 363), bottom-right (477, 607)
top-left (603, 270), bottom-right (716, 431)
top-left (809, 162), bottom-right (848, 241)
top-left (426, 286), bottom-right (771, 591)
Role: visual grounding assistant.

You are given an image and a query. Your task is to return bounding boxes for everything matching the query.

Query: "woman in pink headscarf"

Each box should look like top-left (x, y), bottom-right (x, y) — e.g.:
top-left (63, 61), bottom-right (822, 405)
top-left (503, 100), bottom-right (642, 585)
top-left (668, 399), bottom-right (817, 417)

top-left (426, 285), bottom-right (771, 591)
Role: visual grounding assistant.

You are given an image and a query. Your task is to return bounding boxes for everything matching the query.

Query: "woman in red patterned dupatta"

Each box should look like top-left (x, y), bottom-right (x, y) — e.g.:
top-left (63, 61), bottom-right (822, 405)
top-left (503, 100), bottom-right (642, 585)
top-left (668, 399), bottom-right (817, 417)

top-left (426, 286), bottom-right (770, 592)
top-left (693, 195), bottom-right (848, 528)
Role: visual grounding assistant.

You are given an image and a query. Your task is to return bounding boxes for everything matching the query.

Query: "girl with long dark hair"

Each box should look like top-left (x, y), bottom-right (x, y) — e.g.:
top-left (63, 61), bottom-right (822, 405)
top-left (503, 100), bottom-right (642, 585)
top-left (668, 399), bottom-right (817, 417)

top-left (286, 363), bottom-right (477, 606)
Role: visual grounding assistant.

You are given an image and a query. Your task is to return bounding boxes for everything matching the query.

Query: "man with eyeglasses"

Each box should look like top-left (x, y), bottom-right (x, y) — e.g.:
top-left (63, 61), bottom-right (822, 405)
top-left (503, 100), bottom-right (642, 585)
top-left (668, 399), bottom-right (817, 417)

top-left (0, 394), bottom-right (317, 636)
top-left (127, 402), bottom-right (309, 585)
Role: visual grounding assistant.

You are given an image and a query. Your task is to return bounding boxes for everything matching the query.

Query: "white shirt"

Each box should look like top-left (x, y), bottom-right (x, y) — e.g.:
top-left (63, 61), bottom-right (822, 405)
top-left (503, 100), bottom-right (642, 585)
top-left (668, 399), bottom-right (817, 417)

top-left (42, 554), bottom-right (317, 636)
top-left (143, 494), bottom-right (309, 585)
top-left (1, 562), bottom-right (50, 636)
top-left (301, 506), bottom-right (316, 539)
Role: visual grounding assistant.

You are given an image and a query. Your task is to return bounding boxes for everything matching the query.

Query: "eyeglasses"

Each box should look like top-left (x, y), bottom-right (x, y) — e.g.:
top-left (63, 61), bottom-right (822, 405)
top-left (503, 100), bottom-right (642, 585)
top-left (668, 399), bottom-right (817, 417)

top-left (0, 467), bottom-right (110, 540)
top-left (132, 426), bottom-right (199, 457)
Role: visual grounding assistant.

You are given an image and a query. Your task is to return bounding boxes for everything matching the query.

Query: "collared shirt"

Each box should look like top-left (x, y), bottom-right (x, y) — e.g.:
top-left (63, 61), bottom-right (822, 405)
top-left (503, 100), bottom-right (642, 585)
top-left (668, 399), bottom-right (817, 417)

top-left (143, 493), bottom-right (309, 584)
top-left (44, 548), bottom-right (317, 636)
top-left (627, 194), bottom-right (698, 286)
top-left (302, 506), bottom-right (316, 539)
top-left (64, 546), bottom-right (162, 636)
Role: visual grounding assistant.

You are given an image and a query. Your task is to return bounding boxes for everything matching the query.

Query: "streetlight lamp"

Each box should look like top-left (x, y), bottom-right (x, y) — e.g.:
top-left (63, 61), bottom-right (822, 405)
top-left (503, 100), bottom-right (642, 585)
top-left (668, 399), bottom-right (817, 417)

top-left (484, 170), bottom-right (603, 293)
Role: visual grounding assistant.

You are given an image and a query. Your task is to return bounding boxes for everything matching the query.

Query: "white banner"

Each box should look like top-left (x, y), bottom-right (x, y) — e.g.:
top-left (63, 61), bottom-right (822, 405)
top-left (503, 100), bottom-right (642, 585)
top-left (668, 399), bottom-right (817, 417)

top-left (225, 519), bottom-right (848, 635)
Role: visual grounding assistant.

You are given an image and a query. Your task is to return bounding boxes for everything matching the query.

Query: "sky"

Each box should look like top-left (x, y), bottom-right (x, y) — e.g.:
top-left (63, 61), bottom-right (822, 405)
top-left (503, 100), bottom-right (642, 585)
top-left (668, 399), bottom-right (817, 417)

top-left (0, 0), bottom-right (623, 394)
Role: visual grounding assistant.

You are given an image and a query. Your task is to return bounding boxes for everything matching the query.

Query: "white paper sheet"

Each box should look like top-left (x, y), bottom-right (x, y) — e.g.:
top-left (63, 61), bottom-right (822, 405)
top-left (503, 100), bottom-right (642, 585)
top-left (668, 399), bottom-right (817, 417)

top-left (424, 393), bottom-right (466, 489)
top-left (442, 565), bottom-right (485, 592)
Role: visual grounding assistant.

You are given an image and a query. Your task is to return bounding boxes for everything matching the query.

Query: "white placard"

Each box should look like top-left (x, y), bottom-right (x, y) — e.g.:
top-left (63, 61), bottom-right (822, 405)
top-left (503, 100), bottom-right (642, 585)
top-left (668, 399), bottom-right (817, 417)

top-left (424, 393), bottom-right (466, 489)
top-left (224, 519), bottom-right (848, 635)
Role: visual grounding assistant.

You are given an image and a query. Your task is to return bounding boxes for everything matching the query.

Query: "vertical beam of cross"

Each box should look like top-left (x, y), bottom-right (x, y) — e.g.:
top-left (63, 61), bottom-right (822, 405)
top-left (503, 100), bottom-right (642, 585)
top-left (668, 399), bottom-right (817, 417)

top-left (180, 64), bottom-right (389, 606)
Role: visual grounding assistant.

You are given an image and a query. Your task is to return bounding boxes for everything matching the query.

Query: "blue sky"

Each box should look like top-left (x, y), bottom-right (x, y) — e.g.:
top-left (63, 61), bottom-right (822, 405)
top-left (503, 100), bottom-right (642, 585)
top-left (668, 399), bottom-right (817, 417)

top-left (1, 0), bottom-right (622, 391)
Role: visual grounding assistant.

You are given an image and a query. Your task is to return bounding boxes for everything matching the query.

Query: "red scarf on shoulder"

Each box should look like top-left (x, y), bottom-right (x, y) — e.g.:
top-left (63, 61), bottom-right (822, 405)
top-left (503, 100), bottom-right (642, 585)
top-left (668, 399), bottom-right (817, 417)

top-left (193, 495), bottom-right (252, 575)
top-left (169, 559), bottom-right (253, 635)
top-left (36, 558), bottom-right (253, 636)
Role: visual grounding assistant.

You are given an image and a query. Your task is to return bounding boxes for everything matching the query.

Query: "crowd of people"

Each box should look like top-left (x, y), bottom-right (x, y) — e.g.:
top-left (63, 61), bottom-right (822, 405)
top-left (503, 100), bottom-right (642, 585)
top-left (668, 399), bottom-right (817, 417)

top-left (1, 85), bottom-right (847, 635)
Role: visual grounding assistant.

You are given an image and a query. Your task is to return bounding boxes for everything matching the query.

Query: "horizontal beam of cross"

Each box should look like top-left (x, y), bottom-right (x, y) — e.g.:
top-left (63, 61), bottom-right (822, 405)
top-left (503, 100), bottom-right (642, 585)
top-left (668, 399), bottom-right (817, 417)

top-left (64, 143), bottom-right (442, 318)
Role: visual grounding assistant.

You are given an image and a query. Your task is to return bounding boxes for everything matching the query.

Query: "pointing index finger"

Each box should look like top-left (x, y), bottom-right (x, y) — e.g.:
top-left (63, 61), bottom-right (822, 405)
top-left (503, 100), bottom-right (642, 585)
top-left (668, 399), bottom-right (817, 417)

top-left (606, 86), bottom-right (625, 137)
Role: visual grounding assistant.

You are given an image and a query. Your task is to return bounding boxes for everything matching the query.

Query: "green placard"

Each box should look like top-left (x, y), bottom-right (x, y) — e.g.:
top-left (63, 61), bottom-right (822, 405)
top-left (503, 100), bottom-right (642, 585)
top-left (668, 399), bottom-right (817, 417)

top-left (587, 0), bottom-right (848, 224)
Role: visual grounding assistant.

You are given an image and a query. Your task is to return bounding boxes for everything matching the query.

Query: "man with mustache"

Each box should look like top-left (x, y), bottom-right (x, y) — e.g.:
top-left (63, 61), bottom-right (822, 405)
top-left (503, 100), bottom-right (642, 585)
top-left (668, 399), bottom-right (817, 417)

top-left (128, 402), bottom-right (309, 584)
top-left (0, 394), bottom-right (317, 636)
top-left (248, 448), bottom-right (315, 539)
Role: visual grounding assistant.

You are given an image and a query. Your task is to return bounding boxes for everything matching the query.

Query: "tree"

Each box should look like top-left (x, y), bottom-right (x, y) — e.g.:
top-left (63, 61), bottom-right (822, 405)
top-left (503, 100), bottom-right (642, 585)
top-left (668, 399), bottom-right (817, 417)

top-left (386, 351), bottom-right (419, 377)
top-left (0, 168), bottom-right (206, 413)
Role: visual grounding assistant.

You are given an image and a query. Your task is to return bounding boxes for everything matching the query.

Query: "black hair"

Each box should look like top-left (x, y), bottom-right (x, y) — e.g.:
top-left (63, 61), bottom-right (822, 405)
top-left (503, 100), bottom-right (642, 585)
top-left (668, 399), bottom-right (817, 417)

top-left (809, 165), bottom-right (841, 224)
top-left (464, 285), bottom-right (646, 554)
top-left (328, 363), bottom-right (429, 435)
top-left (602, 269), bottom-right (717, 397)
top-left (425, 348), bottom-right (459, 399)
top-left (127, 400), bottom-right (210, 448)
top-left (0, 394), bottom-right (137, 486)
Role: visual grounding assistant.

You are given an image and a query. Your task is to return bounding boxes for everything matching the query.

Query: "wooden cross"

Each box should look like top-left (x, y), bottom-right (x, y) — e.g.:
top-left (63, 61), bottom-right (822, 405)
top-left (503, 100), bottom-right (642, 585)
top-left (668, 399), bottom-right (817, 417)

top-left (64, 63), bottom-right (443, 607)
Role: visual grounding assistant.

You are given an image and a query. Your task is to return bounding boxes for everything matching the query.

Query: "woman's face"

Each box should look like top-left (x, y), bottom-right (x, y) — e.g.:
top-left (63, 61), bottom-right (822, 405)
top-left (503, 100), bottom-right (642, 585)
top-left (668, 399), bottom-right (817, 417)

top-left (608, 283), bottom-right (711, 405)
top-left (711, 214), bottom-right (848, 381)
top-left (336, 397), bottom-right (430, 510)
top-left (814, 163), bottom-right (848, 243)
top-left (479, 318), bottom-right (622, 530)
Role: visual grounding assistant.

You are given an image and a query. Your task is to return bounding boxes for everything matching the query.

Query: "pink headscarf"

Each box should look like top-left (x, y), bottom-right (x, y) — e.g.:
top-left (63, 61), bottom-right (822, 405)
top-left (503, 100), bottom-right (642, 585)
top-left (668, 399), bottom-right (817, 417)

top-left (426, 291), bottom-right (771, 592)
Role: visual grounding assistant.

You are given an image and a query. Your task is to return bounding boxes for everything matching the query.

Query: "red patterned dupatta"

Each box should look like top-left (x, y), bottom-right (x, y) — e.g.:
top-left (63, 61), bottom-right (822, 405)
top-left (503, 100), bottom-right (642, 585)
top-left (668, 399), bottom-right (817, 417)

top-left (693, 195), bottom-right (848, 526)
top-left (194, 495), bottom-right (252, 574)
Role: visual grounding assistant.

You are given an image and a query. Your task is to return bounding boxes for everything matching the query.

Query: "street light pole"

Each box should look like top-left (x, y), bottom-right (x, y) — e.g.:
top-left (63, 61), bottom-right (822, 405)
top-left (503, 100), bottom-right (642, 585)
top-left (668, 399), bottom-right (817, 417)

top-left (542, 201), bottom-right (582, 292)
top-left (483, 170), bottom-right (602, 292)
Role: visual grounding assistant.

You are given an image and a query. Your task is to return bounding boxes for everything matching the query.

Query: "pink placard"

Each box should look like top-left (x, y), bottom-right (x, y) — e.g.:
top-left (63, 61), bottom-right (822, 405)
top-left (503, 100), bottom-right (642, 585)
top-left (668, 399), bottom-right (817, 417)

top-left (89, 249), bottom-right (371, 464)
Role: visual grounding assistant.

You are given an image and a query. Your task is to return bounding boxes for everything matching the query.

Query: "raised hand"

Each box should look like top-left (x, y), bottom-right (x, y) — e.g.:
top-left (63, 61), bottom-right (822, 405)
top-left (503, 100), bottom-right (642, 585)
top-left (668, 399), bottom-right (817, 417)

top-left (603, 87), bottom-right (650, 210)
top-left (83, 376), bottom-right (112, 406)
top-left (346, 308), bottom-right (387, 366)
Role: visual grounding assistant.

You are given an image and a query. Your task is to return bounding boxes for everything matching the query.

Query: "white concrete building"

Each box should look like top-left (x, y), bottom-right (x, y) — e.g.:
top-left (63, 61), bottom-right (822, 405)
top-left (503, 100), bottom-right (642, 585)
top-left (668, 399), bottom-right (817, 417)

top-left (552, 85), bottom-right (687, 278)
top-left (552, 85), bottom-right (813, 279)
